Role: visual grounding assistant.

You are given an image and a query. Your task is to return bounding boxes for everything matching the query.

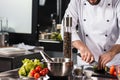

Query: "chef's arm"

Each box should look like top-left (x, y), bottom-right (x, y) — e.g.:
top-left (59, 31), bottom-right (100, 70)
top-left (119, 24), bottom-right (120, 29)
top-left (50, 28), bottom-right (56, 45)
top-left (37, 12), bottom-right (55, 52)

top-left (72, 40), bottom-right (86, 51)
top-left (98, 44), bottom-right (120, 69)
top-left (72, 40), bottom-right (94, 63)
top-left (108, 44), bottom-right (120, 56)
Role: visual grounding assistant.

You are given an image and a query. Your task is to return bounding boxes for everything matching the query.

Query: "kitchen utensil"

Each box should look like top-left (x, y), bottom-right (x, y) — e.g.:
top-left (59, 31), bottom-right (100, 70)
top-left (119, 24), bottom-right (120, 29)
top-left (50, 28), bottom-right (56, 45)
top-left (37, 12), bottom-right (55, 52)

top-left (41, 57), bottom-right (73, 76)
top-left (84, 70), bottom-right (93, 79)
top-left (39, 51), bottom-right (54, 62)
top-left (72, 64), bottom-right (83, 78)
top-left (76, 53), bottom-right (98, 66)
top-left (83, 65), bottom-right (94, 80)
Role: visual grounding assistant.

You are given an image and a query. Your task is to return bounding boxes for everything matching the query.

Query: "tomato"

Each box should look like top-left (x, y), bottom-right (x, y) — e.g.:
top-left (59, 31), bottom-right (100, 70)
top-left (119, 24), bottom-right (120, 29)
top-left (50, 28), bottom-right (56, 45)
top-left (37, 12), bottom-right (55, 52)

top-left (29, 69), bottom-right (36, 77)
top-left (34, 73), bottom-right (40, 79)
top-left (43, 68), bottom-right (48, 74)
top-left (39, 70), bottom-right (46, 76)
top-left (35, 66), bottom-right (42, 72)
top-left (113, 71), bottom-right (116, 76)
top-left (116, 67), bottom-right (120, 77)
top-left (109, 65), bottom-right (115, 75)
top-left (118, 69), bottom-right (120, 74)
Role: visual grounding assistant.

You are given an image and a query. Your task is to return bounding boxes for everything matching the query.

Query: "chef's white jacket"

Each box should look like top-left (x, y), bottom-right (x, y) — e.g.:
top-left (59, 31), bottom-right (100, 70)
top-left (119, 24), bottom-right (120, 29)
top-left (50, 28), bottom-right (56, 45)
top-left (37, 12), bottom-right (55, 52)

top-left (61, 0), bottom-right (120, 67)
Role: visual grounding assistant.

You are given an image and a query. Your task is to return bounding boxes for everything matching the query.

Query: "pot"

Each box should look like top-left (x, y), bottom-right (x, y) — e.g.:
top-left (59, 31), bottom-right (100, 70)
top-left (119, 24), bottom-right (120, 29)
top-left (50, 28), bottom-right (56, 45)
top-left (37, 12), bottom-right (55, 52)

top-left (42, 57), bottom-right (73, 77)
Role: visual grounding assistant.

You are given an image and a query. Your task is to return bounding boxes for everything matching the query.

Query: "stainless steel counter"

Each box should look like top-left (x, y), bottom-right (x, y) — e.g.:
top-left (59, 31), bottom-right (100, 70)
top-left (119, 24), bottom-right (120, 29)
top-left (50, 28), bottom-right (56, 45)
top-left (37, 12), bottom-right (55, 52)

top-left (0, 68), bottom-right (118, 80)
top-left (0, 51), bottom-right (118, 80)
top-left (0, 51), bottom-right (70, 72)
top-left (0, 51), bottom-right (42, 72)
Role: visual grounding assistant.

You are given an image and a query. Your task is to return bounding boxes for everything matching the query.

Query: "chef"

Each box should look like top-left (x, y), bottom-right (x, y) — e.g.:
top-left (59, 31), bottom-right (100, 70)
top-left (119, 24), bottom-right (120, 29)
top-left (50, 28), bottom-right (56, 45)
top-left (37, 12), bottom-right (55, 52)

top-left (61, 0), bottom-right (120, 69)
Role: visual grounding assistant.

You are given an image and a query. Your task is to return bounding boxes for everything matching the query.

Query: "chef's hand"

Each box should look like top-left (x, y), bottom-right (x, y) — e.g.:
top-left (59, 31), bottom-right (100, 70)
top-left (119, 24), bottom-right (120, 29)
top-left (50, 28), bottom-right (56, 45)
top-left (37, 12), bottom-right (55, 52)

top-left (79, 46), bottom-right (94, 63)
top-left (98, 52), bottom-right (114, 69)
top-left (72, 40), bottom-right (94, 63)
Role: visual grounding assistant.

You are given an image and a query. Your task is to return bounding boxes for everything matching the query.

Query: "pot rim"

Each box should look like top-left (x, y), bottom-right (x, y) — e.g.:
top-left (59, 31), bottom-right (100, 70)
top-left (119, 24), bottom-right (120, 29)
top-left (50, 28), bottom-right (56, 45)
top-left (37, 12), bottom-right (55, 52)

top-left (41, 57), bottom-right (72, 63)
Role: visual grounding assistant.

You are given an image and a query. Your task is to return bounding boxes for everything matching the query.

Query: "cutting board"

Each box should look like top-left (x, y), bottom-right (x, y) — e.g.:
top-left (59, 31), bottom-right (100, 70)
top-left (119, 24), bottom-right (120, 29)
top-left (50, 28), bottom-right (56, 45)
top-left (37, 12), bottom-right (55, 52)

top-left (84, 66), bottom-right (117, 79)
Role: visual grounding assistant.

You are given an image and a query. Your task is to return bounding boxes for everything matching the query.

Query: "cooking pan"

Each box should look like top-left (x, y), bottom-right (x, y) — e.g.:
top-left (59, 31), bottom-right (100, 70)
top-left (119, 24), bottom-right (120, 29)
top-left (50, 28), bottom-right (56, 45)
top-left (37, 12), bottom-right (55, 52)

top-left (42, 57), bottom-right (73, 77)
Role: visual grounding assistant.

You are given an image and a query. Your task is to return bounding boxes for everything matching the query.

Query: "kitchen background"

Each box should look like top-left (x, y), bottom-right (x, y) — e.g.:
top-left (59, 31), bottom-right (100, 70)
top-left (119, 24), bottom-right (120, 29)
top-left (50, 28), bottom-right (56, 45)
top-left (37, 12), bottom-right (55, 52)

top-left (5, 0), bottom-right (71, 51)
top-left (0, 0), bottom-right (72, 72)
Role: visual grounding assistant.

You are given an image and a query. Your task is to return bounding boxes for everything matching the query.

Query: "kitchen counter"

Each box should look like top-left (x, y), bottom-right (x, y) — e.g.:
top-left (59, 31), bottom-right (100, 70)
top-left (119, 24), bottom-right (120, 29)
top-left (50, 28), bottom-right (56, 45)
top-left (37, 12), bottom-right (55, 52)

top-left (0, 50), bottom-right (70, 72)
top-left (0, 51), bottom-right (118, 80)
top-left (0, 49), bottom-right (43, 72)
top-left (0, 67), bottom-right (118, 80)
top-left (0, 50), bottom-right (72, 72)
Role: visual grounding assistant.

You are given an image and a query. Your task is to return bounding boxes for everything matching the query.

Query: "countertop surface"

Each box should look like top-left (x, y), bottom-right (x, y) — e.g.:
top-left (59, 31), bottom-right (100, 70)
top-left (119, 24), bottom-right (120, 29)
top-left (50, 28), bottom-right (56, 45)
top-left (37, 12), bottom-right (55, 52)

top-left (0, 51), bottom-right (118, 80)
top-left (0, 68), bottom-right (118, 80)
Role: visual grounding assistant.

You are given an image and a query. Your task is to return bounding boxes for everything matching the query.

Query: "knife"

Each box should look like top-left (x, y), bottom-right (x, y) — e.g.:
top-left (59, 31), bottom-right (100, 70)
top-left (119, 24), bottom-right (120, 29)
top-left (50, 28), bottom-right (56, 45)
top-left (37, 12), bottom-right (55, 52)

top-left (76, 53), bottom-right (98, 66)
top-left (76, 53), bottom-right (110, 72)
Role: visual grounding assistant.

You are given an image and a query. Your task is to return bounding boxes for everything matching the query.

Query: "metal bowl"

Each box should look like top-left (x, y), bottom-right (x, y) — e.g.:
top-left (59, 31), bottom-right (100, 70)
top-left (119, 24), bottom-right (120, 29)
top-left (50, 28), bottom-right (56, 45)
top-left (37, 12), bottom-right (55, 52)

top-left (42, 57), bottom-right (73, 77)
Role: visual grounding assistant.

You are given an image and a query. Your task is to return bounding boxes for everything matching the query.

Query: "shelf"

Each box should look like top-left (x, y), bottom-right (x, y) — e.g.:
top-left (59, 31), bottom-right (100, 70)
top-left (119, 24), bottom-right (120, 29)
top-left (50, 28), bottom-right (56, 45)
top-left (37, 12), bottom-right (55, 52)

top-left (38, 39), bottom-right (61, 43)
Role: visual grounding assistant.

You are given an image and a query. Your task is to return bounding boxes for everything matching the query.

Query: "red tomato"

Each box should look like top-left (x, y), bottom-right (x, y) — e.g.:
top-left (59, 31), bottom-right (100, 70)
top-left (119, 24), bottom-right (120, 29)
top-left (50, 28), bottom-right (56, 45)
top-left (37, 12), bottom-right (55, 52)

top-left (43, 68), bottom-right (49, 74)
top-left (118, 69), bottom-right (120, 74)
top-left (35, 66), bottom-right (42, 72)
top-left (109, 65), bottom-right (115, 75)
top-left (29, 69), bottom-right (36, 77)
top-left (117, 69), bottom-right (120, 76)
top-left (39, 70), bottom-right (46, 76)
top-left (113, 71), bottom-right (116, 76)
top-left (34, 73), bottom-right (40, 79)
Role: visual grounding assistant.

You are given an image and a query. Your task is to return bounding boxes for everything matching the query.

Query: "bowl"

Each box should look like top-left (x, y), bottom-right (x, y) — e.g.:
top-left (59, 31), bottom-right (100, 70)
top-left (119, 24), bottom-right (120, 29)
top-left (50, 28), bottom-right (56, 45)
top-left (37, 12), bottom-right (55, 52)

top-left (83, 65), bottom-right (94, 79)
top-left (41, 57), bottom-right (73, 77)
top-left (84, 70), bottom-right (93, 79)
top-left (72, 64), bottom-right (83, 78)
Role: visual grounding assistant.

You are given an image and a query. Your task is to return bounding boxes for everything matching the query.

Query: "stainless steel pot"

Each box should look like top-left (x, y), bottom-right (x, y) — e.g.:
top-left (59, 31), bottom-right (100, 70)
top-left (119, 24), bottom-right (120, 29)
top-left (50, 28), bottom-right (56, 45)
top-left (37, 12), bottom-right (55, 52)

top-left (42, 57), bottom-right (73, 77)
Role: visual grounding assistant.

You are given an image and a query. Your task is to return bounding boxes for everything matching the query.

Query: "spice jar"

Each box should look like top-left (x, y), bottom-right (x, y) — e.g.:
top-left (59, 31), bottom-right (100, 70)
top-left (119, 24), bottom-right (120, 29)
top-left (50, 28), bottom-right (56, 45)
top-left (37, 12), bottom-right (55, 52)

top-left (63, 15), bottom-right (72, 60)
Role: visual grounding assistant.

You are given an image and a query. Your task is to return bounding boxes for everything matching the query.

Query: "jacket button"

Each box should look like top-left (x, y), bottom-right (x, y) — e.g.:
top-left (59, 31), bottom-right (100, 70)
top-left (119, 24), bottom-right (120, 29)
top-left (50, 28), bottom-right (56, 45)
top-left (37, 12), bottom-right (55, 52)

top-left (85, 34), bottom-right (88, 37)
top-left (83, 19), bottom-right (86, 21)
top-left (104, 49), bottom-right (106, 51)
top-left (107, 20), bottom-right (109, 22)
top-left (105, 34), bottom-right (108, 37)
top-left (108, 3), bottom-right (110, 6)
top-left (84, 3), bottom-right (86, 5)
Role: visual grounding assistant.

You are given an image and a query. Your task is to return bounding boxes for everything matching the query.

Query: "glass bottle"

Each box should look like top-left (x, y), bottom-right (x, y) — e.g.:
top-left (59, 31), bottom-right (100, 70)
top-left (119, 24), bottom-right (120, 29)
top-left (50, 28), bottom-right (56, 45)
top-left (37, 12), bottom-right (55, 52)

top-left (51, 19), bottom-right (57, 32)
